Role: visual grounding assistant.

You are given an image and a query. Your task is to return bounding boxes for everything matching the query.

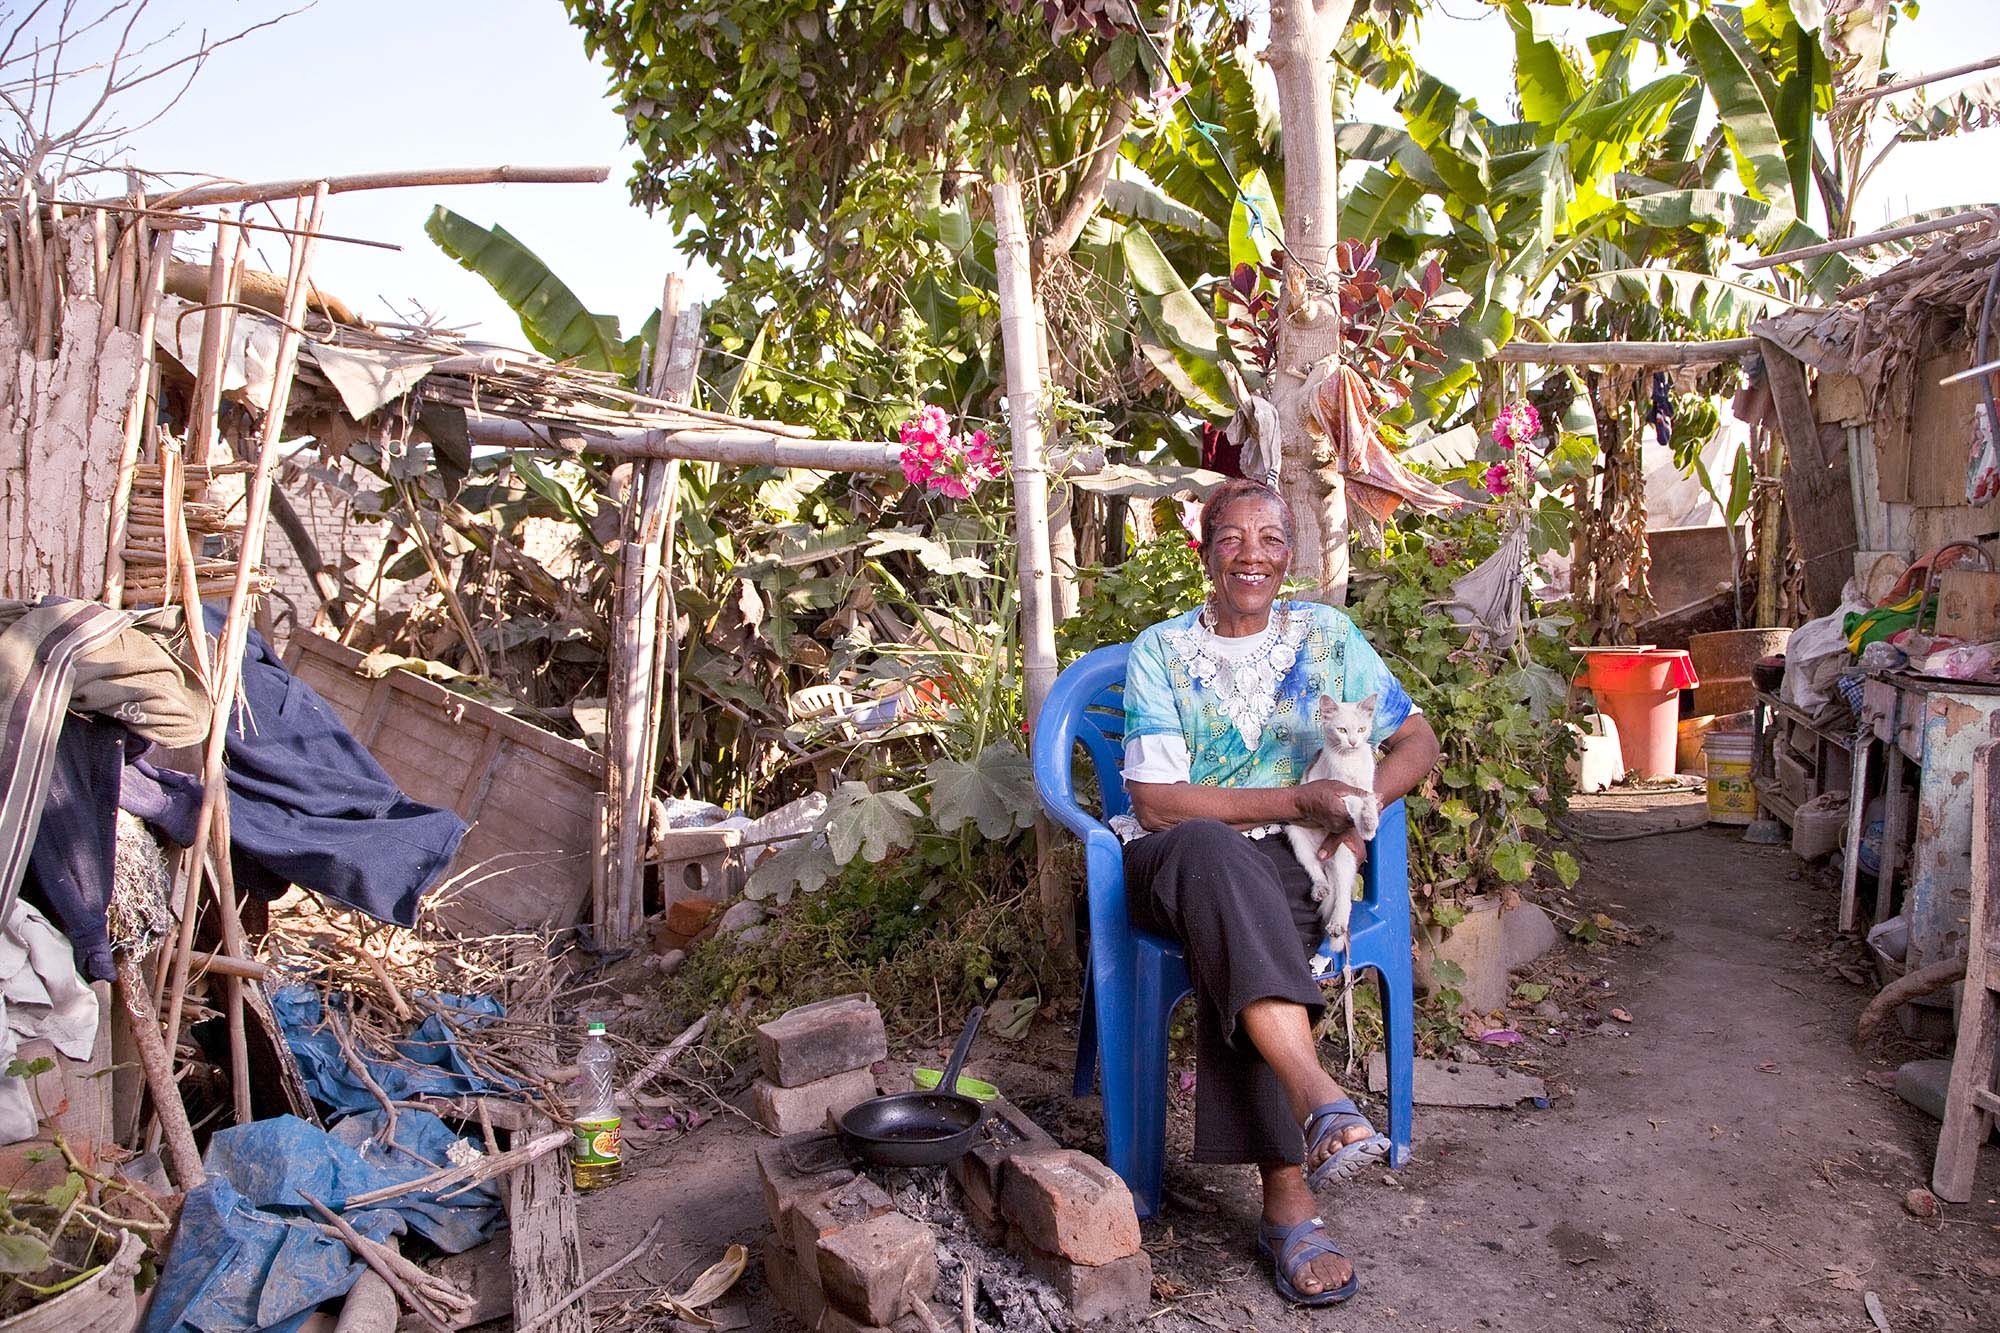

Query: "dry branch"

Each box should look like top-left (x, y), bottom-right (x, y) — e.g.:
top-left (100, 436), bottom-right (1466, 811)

top-left (301, 1192), bottom-right (454, 1333)
top-left (1855, 956), bottom-right (1967, 1043)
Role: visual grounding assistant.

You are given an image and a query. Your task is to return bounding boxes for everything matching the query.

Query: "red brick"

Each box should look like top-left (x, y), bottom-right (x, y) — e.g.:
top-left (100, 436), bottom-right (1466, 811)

top-left (762, 1231), bottom-right (824, 1326)
top-left (751, 1067), bottom-right (878, 1136)
top-left (815, 1212), bottom-right (938, 1326)
top-left (757, 995), bottom-right (889, 1087)
top-left (1014, 1234), bottom-right (1154, 1324)
top-left (946, 1095), bottom-right (1056, 1201)
top-left (755, 1130), bottom-right (853, 1232)
top-left (999, 1150), bottom-right (1141, 1266)
top-left (789, 1175), bottom-right (894, 1275)
top-left (815, 1305), bottom-right (940, 1333)
top-left (651, 896), bottom-right (720, 952)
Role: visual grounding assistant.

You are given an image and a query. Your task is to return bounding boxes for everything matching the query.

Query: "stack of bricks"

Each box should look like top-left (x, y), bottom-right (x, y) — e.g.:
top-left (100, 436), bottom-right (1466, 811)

top-left (948, 1098), bottom-right (1152, 1324)
top-left (757, 1130), bottom-right (948, 1332)
top-left (751, 994), bottom-right (888, 1136)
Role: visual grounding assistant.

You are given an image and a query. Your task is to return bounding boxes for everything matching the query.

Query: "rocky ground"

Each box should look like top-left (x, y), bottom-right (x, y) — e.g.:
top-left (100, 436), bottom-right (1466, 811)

top-left (569, 789), bottom-right (2000, 1331)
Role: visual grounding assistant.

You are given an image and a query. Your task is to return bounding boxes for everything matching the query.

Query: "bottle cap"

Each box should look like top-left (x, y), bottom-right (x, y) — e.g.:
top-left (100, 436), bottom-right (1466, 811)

top-left (586, 1021), bottom-right (606, 1034)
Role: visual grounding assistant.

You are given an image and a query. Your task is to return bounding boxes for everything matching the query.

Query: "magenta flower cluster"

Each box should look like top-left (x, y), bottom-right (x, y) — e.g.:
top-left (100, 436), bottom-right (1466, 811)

top-left (1493, 401), bottom-right (1541, 451)
top-left (1480, 401), bottom-right (1543, 496)
top-left (898, 405), bottom-right (1003, 499)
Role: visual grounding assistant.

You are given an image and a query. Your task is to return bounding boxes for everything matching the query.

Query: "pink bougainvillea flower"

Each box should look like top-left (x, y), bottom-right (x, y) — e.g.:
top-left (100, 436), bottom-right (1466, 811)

top-left (1482, 462), bottom-right (1513, 495)
top-left (1493, 401), bottom-right (1541, 451)
top-left (897, 408), bottom-right (1006, 497)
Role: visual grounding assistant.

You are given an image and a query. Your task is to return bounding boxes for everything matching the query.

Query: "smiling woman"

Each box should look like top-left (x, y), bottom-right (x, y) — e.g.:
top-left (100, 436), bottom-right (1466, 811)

top-left (1113, 477), bottom-right (1440, 1307)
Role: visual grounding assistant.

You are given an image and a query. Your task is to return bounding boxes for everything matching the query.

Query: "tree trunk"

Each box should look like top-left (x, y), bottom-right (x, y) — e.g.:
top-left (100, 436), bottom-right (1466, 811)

top-left (1266, 0), bottom-right (1358, 603)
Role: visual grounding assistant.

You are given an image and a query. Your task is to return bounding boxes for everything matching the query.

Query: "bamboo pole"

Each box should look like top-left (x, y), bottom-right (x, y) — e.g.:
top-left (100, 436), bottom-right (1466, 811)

top-left (103, 233), bottom-right (172, 604)
top-left (609, 459), bottom-right (668, 946)
top-left (460, 416), bottom-right (900, 471)
top-left (1495, 337), bottom-right (1762, 367)
top-left (1834, 51), bottom-right (2000, 110)
top-left (128, 164), bottom-right (610, 211)
top-left (160, 185), bottom-right (328, 1058)
top-left (989, 171), bottom-right (1059, 724)
top-left (1736, 207), bottom-right (2000, 270)
top-left (184, 217), bottom-right (248, 467)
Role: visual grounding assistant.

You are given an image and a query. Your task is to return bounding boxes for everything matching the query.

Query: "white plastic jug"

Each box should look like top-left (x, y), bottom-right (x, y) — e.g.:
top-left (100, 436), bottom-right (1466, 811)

top-left (1568, 714), bottom-right (1622, 793)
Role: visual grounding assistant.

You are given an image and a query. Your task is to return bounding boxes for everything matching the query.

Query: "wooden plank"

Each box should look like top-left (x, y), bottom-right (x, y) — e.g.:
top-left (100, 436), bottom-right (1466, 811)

top-left (504, 1117), bottom-right (588, 1332)
top-left (1495, 337), bottom-right (1759, 367)
top-left (282, 633), bottom-right (604, 935)
top-left (1908, 350), bottom-right (1984, 507)
top-left (1764, 341), bottom-right (1859, 615)
top-left (1932, 740), bottom-right (2000, 1202)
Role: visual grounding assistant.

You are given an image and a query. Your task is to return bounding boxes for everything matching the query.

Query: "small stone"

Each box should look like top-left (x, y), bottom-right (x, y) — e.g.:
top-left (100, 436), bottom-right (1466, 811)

top-left (737, 924), bottom-right (769, 944)
top-left (751, 1068), bottom-right (878, 1136)
top-left (816, 1212), bottom-right (938, 1325)
top-left (1000, 1150), bottom-right (1142, 1266)
top-left (1012, 1235), bottom-right (1153, 1324)
top-left (657, 948), bottom-right (686, 975)
top-left (1903, 1187), bottom-right (1941, 1218)
top-left (1534, 1000), bottom-right (1562, 1020)
top-left (717, 899), bottom-right (766, 935)
top-left (757, 995), bottom-right (889, 1088)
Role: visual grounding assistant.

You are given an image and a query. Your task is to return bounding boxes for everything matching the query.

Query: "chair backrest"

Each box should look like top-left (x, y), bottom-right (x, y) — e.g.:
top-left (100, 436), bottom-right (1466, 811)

top-left (1032, 644), bottom-right (1131, 829)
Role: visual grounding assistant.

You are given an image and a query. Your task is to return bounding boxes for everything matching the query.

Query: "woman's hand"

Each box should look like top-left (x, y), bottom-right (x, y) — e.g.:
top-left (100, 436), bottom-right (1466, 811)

top-left (1292, 778), bottom-right (1369, 830)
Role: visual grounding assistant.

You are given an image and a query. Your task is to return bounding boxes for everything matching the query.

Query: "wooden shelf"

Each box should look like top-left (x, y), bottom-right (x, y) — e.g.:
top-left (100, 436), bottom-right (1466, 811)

top-left (1755, 691), bottom-right (1855, 751)
top-left (1754, 777), bottom-right (1798, 825)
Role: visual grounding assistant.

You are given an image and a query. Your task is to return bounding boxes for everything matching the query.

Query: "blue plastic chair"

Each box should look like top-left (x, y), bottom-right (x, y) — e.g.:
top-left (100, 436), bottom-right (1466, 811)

top-left (1031, 643), bottom-right (1415, 1219)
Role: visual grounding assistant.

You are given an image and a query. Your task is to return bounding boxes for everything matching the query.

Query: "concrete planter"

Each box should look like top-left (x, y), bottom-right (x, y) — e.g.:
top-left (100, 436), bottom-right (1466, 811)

top-left (1422, 894), bottom-right (1562, 1013)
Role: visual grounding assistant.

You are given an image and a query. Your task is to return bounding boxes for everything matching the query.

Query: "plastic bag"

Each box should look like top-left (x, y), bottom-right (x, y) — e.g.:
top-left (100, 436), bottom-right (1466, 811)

top-left (1782, 597), bottom-right (1870, 711)
top-left (1967, 401), bottom-right (1998, 506)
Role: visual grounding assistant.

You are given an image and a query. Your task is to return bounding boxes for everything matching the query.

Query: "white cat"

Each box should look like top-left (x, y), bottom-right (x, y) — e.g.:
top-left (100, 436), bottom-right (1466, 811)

top-left (1286, 695), bottom-right (1380, 954)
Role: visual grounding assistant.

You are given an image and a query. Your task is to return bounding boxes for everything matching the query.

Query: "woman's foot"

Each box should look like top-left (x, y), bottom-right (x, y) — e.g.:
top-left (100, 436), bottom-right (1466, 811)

top-left (1258, 1165), bottom-right (1355, 1300)
top-left (1301, 1098), bottom-right (1391, 1188)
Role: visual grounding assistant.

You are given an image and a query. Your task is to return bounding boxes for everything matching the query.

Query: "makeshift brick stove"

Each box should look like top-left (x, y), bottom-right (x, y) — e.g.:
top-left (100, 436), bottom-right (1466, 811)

top-left (751, 997), bottom-right (1152, 1330)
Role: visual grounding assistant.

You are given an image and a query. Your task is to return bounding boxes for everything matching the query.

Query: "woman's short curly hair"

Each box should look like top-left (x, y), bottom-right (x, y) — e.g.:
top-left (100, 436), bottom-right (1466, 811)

top-left (1199, 477), bottom-right (1295, 551)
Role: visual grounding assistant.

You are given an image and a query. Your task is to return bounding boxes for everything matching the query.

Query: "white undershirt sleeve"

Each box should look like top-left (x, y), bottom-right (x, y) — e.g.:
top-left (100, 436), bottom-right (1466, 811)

top-left (1123, 733), bottom-right (1192, 785)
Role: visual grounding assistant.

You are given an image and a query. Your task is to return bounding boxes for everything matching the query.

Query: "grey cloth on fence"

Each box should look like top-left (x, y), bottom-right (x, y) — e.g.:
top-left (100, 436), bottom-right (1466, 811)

top-left (1123, 818), bottom-right (1327, 1166)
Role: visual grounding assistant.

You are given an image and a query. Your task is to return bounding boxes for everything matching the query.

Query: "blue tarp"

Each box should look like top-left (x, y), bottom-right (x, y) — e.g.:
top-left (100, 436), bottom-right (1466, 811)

top-left (271, 984), bottom-right (509, 1117)
top-left (144, 1111), bottom-right (500, 1333)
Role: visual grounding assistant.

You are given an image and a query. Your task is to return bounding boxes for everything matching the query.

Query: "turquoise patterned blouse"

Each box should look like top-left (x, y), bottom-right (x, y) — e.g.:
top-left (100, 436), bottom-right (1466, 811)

top-left (1124, 600), bottom-right (1416, 789)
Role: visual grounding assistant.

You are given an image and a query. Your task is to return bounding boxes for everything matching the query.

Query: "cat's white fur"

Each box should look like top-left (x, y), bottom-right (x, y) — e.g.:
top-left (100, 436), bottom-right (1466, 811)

top-left (1286, 694), bottom-right (1379, 952)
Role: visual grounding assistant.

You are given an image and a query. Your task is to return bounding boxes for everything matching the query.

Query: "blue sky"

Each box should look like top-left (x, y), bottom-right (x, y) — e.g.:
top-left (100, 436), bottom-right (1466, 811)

top-left (35, 0), bottom-right (2000, 343)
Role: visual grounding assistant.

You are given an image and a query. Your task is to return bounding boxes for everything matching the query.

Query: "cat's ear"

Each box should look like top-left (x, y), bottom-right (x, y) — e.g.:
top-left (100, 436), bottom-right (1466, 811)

top-left (1359, 692), bottom-right (1379, 715)
top-left (1318, 694), bottom-right (1337, 719)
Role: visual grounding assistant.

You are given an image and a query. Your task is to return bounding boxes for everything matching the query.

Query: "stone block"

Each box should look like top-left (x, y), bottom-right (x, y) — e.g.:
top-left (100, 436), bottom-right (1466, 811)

top-left (1015, 1235), bottom-right (1153, 1325)
top-left (755, 1130), bottom-right (853, 1231)
top-left (789, 1175), bottom-right (894, 1275)
top-left (762, 1231), bottom-right (824, 1326)
top-left (758, 994), bottom-right (889, 1088)
top-left (815, 1212), bottom-right (938, 1326)
top-left (999, 1150), bottom-right (1141, 1266)
top-left (751, 1067), bottom-right (878, 1136)
top-left (947, 1095), bottom-right (1057, 1202)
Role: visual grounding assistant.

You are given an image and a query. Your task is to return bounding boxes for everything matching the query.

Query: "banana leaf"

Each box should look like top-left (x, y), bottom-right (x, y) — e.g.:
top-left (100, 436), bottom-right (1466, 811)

top-left (1572, 266), bottom-right (1797, 331)
top-left (1686, 12), bottom-right (1798, 214)
top-left (425, 207), bottom-right (635, 376)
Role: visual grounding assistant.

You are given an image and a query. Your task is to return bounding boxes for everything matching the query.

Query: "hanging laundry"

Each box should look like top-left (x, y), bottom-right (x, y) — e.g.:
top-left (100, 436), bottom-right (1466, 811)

top-left (1302, 361), bottom-right (1463, 525)
top-left (0, 598), bottom-right (209, 922)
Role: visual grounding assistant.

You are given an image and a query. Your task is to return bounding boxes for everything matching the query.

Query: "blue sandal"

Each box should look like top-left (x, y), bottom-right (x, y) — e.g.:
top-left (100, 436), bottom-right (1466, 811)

top-left (1257, 1215), bottom-right (1359, 1306)
top-left (1302, 1098), bottom-right (1390, 1190)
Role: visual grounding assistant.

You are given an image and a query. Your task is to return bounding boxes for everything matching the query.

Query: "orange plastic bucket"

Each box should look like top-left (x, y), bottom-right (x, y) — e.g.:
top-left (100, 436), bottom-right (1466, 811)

top-left (1582, 650), bottom-right (1699, 780)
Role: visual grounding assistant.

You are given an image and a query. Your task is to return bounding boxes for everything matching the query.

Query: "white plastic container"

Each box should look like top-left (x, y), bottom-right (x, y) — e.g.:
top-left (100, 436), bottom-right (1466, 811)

top-left (1568, 714), bottom-right (1623, 793)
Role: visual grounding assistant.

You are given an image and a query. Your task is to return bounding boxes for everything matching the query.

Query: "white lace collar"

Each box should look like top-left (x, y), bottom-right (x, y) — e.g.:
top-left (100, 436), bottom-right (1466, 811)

top-left (1160, 604), bottom-right (1305, 749)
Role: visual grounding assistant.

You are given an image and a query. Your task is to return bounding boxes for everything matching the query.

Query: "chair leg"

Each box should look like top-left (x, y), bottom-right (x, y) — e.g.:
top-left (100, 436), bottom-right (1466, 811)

top-left (1073, 968), bottom-right (1099, 1098)
top-left (1378, 953), bottom-right (1415, 1169)
top-left (1128, 952), bottom-right (1176, 1221)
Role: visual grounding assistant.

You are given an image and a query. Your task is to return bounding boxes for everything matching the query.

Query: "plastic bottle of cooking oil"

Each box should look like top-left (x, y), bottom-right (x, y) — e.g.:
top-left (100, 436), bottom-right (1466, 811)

top-left (571, 1021), bottom-right (622, 1191)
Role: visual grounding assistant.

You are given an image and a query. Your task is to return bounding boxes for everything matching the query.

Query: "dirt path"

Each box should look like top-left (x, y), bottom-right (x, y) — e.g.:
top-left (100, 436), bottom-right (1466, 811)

top-left (1152, 791), bottom-right (2000, 1332)
top-left (574, 790), bottom-right (1999, 1331)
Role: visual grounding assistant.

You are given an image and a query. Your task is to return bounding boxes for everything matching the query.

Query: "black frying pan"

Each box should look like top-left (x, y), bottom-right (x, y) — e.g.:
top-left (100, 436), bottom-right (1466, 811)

top-left (836, 1006), bottom-right (985, 1167)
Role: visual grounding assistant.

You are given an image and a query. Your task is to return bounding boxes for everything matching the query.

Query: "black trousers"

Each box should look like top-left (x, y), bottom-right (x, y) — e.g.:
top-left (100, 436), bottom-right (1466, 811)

top-left (1124, 818), bottom-right (1326, 1165)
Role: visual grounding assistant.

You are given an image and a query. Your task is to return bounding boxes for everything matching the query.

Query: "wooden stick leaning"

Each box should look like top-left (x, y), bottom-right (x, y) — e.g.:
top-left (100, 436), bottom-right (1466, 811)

top-left (113, 954), bottom-right (204, 1188)
top-left (300, 1192), bottom-right (453, 1333)
top-left (159, 185), bottom-right (328, 1059)
top-left (620, 1011), bottom-right (711, 1101)
top-left (514, 1215), bottom-right (666, 1333)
